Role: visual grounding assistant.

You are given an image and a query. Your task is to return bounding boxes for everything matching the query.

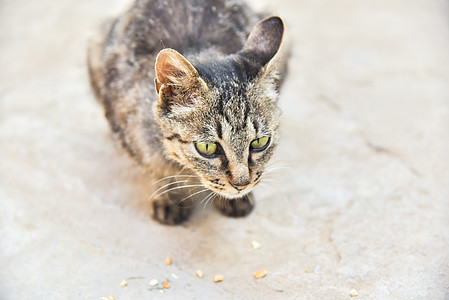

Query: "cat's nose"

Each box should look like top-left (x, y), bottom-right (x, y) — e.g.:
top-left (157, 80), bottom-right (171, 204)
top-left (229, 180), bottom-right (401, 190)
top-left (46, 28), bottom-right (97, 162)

top-left (230, 181), bottom-right (250, 191)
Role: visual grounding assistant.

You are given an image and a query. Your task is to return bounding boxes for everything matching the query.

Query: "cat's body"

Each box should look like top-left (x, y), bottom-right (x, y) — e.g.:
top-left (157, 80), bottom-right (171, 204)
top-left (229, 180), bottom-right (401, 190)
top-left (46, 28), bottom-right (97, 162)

top-left (88, 0), bottom-right (286, 224)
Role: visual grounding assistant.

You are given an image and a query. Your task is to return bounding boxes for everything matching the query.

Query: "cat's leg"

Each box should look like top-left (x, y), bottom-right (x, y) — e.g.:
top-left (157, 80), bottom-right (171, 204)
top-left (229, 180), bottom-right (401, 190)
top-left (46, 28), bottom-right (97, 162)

top-left (214, 192), bottom-right (255, 217)
top-left (152, 191), bottom-right (194, 225)
top-left (150, 170), bottom-right (199, 225)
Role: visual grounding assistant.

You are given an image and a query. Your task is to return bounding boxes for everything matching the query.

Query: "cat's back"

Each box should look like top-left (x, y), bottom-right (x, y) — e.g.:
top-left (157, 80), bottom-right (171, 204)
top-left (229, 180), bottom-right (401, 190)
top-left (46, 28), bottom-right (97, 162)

top-left (125, 0), bottom-right (257, 55)
top-left (89, 0), bottom-right (258, 100)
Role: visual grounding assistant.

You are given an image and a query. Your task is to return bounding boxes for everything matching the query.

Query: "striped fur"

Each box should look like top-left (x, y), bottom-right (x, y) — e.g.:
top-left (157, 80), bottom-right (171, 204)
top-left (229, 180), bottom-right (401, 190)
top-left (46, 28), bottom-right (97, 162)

top-left (88, 0), bottom-right (286, 224)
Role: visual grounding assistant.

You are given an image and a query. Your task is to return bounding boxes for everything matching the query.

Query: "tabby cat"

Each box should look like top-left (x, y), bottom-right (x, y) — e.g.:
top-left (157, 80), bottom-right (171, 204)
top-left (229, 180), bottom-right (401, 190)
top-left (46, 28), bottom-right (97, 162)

top-left (88, 0), bottom-right (286, 225)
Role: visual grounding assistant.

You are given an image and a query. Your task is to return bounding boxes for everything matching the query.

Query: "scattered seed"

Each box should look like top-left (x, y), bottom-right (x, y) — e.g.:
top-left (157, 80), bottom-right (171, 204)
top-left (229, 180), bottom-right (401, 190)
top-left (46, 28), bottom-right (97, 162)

top-left (120, 279), bottom-right (127, 287)
top-left (149, 279), bottom-right (158, 287)
top-left (126, 276), bottom-right (145, 280)
top-left (166, 257), bottom-right (172, 265)
top-left (163, 281), bottom-right (170, 289)
top-left (254, 270), bottom-right (268, 279)
top-left (214, 274), bottom-right (224, 283)
top-left (251, 240), bottom-right (262, 249)
top-left (196, 270), bottom-right (204, 279)
top-left (101, 296), bottom-right (115, 300)
top-left (305, 269), bottom-right (310, 273)
top-left (349, 289), bottom-right (359, 297)
top-left (171, 273), bottom-right (179, 279)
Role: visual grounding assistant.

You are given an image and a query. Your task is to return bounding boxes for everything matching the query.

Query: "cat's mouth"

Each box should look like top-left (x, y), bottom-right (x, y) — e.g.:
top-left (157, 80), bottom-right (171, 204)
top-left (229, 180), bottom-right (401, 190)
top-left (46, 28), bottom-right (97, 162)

top-left (198, 171), bottom-right (264, 199)
top-left (203, 181), bottom-right (256, 199)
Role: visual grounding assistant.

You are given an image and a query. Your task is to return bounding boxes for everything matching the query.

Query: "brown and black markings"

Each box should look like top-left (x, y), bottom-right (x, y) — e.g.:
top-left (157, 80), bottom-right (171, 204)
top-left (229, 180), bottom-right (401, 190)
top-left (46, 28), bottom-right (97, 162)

top-left (88, 0), bottom-right (287, 225)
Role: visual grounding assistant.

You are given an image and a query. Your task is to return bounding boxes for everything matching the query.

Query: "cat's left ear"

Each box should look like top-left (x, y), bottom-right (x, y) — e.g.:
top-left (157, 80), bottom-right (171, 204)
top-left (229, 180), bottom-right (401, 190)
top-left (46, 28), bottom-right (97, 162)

top-left (240, 16), bottom-right (284, 68)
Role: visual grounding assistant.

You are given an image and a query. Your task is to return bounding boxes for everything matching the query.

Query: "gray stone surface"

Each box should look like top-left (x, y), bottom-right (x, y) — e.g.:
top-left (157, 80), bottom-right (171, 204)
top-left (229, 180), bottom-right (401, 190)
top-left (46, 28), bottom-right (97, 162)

top-left (1, 0), bottom-right (448, 299)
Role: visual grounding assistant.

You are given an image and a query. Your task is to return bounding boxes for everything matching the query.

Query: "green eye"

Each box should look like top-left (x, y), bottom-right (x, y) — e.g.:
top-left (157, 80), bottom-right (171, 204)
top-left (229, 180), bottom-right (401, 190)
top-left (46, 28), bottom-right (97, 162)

top-left (250, 136), bottom-right (270, 151)
top-left (195, 142), bottom-right (217, 157)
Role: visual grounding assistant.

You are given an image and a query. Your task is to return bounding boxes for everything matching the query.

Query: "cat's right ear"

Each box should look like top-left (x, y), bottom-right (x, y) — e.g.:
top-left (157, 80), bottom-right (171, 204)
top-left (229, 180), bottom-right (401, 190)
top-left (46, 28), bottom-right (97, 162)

top-left (155, 49), bottom-right (197, 95)
top-left (154, 49), bottom-right (207, 109)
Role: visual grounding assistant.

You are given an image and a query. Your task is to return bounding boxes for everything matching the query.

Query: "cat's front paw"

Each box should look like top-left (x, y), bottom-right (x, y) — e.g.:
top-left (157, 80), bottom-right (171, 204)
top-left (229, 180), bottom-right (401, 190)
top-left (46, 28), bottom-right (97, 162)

top-left (214, 193), bottom-right (255, 217)
top-left (152, 198), bottom-right (193, 225)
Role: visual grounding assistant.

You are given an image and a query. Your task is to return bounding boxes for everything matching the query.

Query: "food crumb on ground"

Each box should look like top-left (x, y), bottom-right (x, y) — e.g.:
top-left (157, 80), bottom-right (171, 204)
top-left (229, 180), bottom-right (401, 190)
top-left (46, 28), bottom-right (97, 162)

top-left (196, 270), bottom-right (204, 278)
top-left (162, 281), bottom-right (170, 289)
top-left (149, 279), bottom-right (158, 287)
top-left (254, 270), bottom-right (268, 279)
top-left (101, 296), bottom-right (115, 300)
top-left (305, 269), bottom-right (310, 273)
top-left (251, 240), bottom-right (262, 249)
top-left (171, 273), bottom-right (179, 279)
top-left (214, 274), bottom-right (224, 283)
top-left (166, 257), bottom-right (172, 265)
top-left (120, 279), bottom-right (127, 287)
top-left (349, 289), bottom-right (359, 297)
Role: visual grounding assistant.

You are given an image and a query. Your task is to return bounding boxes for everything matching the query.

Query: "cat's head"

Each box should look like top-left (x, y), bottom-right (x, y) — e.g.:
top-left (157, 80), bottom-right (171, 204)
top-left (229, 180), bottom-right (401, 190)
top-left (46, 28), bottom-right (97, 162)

top-left (153, 17), bottom-right (284, 199)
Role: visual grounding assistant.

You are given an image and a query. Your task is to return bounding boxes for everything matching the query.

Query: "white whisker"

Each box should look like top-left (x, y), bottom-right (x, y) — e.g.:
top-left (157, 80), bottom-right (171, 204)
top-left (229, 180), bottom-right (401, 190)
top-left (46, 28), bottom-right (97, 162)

top-left (156, 184), bottom-right (205, 198)
top-left (147, 180), bottom-right (189, 201)
top-left (199, 191), bottom-right (216, 209)
top-left (199, 192), bottom-right (214, 206)
top-left (203, 193), bottom-right (218, 210)
top-left (151, 174), bottom-right (198, 186)
top-left (266, 160), bottom-right (293, 170)
top-left (178, 188), bottom-right (210, 205)
top-left (259, 180), bottom-right (282, 190)
top-left (265, 166), bottom-right (294, 172)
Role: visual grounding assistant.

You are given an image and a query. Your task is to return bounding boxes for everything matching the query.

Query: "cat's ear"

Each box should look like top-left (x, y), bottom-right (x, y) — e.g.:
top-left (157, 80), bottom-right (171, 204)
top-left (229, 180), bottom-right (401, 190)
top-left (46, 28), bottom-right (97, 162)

top-left (154, 49), bottom-right (206, 107)
top-left (154, 49), bottom-right (197, 94)
top-left (240, 16), bottom-right (284, 67)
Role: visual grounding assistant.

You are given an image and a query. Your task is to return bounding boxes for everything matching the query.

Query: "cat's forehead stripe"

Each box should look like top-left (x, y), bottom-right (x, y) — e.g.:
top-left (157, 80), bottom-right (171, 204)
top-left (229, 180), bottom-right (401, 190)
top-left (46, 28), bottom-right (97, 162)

top-left (252, 119), bottom-right (259, 134)
top-left (215, 119), bottom-right (223, 139)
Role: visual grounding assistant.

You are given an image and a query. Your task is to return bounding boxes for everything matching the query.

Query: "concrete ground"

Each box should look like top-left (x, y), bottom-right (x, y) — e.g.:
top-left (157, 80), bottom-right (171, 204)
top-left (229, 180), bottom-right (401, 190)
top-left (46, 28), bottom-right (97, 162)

top-left (1, 0), bottom-right (448, 299)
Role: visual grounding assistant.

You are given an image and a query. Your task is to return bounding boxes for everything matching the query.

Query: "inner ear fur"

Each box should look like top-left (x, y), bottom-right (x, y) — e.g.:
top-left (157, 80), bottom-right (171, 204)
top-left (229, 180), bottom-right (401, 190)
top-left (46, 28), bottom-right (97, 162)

top-left (154, 48), bottom-right (209, 110)
top-left (154, 48), bottom-right (199, 95)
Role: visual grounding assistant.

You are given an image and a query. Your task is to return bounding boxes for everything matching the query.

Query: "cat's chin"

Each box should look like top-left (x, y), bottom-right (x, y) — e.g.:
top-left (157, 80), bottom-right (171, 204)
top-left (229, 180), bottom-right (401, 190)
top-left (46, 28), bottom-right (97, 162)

top-left (210, 187), bottom-right (254, 199)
